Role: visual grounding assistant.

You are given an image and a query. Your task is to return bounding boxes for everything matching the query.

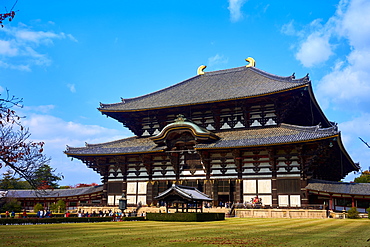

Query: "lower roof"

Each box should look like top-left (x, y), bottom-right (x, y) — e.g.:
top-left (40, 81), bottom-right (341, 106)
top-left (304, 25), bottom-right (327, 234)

top-left (65, 123), bottom-right (339, 156)
top-left (4, 185), bottom-right (103, 199)
top-left (306, 180), bottom-right (370, 196)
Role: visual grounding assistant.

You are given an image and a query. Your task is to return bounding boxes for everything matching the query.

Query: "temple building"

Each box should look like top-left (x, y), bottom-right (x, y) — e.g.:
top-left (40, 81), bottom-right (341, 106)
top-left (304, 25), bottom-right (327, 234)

top-left (65, 58), bottom-right (360, 209)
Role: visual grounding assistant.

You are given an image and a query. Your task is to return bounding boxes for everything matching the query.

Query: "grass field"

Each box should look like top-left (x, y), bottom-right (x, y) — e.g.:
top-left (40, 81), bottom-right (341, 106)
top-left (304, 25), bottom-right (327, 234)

top-left (0, 218), bottom-right (369, 247)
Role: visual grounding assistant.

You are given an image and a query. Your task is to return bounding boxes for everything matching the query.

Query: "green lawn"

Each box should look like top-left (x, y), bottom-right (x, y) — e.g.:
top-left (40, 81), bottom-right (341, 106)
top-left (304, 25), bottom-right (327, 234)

top-left (0, 218), bottom-right (369, 246)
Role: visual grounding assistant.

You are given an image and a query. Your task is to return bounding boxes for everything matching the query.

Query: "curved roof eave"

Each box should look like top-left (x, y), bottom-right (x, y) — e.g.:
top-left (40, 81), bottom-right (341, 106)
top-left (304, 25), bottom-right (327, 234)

top-left (306, 83), bottom-right (331, 127)
top-left (336, 132), bottom-right (360, 171)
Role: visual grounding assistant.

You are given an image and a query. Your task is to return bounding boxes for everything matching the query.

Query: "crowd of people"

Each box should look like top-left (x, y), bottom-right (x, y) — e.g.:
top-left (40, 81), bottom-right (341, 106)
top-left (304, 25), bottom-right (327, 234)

top-left (69, 209), bottom-right (146, 220)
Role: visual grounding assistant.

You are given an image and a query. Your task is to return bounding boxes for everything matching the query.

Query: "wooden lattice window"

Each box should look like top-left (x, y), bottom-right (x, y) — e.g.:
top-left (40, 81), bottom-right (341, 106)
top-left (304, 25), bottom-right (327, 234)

top-left (108, 182), bottom-right (122, 194)
top-left (218, 180), bottom-right (230, 193)
top-left (276, 179), bottom-right (300, 194)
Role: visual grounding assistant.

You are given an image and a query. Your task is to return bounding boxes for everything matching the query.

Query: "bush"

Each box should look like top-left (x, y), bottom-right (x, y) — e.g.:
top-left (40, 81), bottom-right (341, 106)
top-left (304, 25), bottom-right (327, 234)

top-left (366, 207), bottom-right (370, 219)
top-left (0, 217), bottom-right (115, 225)
top-left (347, 207), bottom-right (360, 219)
top-left (33, 203), bottom-right (44, 213)
top-left (1, 199), bottom-right (22, 212)
top-left (49, 200), bottom-right (66, 213)
top-left (146, 213), bottom-right (225, 222)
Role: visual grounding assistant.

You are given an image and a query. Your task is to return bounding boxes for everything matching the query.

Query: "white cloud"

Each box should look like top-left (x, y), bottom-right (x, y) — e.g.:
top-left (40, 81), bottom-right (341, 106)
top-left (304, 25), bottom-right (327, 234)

top-left (0, 60), bottom-right (31, 71)
top-left (0, 40), bottom-right (18, 56)
top-left (14, 30), bottom-right (61, 44)
top-left (339, 113), bottom-right (370, 178)
top-left (23, 105), bottom-right (55, 113)
top-left (295, 33), bottom-right (333, 67)
top-left (18, 112), bottom-right (129, 185)
top-left (0, 22), bottom-right (77, 71)
top-left (67, 83), bottom-right (76, 93)
top-left (314, 0), bottom-right (370, 110)
top-left (228, 0), bottom-right (247, 22)
top-left (284, 0), bottom-right (370, 110)
top-left (281, 21), bottom-right (303, 37)
top-left (208, 54), bottom-right (228, 67)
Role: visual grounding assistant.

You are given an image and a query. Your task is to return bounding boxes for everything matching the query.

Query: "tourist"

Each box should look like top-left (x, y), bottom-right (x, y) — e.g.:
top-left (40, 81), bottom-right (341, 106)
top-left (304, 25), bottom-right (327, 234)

top-left (10, 211), bottom-right (15, 218)
top-left (5, 211), bottom-right (9, 218)
top-left (22, 210), bottom-right (27, 218)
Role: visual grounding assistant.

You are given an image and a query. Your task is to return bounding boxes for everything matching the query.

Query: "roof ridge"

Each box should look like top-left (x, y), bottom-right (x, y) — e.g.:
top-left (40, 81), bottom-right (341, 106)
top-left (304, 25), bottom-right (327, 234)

top-left (249, 67), bottom-right (310, 83)
top-left (280, 123), bottom-right (338, 133)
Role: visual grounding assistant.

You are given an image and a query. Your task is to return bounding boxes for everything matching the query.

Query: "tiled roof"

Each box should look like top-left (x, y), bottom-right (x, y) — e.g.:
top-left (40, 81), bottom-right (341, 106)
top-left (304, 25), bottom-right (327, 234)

top-left (65, 124), bottom-right (337, 156)
top-left (155, 184), bottom-right (213, 201)
top-left (195, 124), bottom-right (338, 149)
top-left (99, 66), bottom-right (309, 112)
top-left (306, 180), bottom-right (370, 196)
top-left (65, 136), bottom-right (162, 156)
top-left (5, 185), bottom-right (103, 198)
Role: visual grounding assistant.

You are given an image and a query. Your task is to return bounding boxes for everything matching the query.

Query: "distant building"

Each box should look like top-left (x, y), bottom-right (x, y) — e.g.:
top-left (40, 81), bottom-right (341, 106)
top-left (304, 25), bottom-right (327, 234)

top-left (65, 59), bottom-right (362, 210)
top-left (2, 186), bottom-right (103, 211)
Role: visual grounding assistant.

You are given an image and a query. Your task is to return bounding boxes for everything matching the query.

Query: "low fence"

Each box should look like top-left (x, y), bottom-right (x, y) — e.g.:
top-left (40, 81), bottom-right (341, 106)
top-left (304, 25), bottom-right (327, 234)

top-left (235, 209), bottom-right (327, 219)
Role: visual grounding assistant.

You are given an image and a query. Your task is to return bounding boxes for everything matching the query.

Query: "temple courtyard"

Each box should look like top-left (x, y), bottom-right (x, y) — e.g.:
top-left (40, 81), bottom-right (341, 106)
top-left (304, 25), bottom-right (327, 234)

top-left (0, 218), bottom-right (369, 246)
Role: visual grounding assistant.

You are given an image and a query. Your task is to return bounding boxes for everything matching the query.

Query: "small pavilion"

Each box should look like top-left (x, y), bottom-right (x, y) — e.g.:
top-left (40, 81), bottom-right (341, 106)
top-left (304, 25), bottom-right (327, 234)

top-left (155, 184), bottom-right (213, 213)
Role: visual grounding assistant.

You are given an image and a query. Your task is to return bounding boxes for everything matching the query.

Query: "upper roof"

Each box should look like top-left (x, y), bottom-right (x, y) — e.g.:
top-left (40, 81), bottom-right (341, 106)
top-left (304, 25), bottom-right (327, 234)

top-left (155, 184), bottom-right (213, 201)
top-left (5, 185), bottom-right (103, 198)
top-left (65, 123), bottom-right (339, 156)
top-left (306, 180), bottom-right (370, 196)
top-left (99, 66), bottom-right (309, 112)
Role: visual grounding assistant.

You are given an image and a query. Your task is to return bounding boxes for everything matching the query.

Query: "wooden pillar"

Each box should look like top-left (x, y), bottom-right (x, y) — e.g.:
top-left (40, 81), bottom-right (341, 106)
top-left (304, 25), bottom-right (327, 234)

top-left (212, 180), bottom-right (218, 205)
top-left (351, 196), bottom-right (355, 208)
top-left (204, 180), bottom-right (213, 198)
top-left (329, 194), bottom-right (333, 210)
top-left (268, 148), bottom-right (278, 208)
top-left (235, 179), bottom-right (242, 203)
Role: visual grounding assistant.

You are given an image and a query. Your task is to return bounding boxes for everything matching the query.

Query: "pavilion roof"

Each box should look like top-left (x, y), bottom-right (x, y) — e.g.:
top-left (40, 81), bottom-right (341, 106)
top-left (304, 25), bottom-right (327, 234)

top-left (5, 185), bottom-right (103, 199)
top-left (99, 66), bottom-right (309, 112)
top-left (155, 184), bottom-right (213, 202)
top-left (306, 180), bottom-right (370, 196)
top-left (65, 123), bottom-right (340, 156)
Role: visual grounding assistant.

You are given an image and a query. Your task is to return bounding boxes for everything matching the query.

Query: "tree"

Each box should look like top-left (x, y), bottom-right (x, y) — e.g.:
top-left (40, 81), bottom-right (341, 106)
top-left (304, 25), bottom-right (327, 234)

top-left (1, 198), bottom-right (22, 213)
top-left (32, 164), bottom-right (62, 189)
top-left (0, 89), bottom-right (53, 189)
top-left (347, 207), bottom-right (360, 219)
top-left (50, 200), bottom-right (66, 213)
top-left (33, 203), bottom-right (44, 213)
top-left (74, 183), bottom-right (99, 188)
top-left (0, 170), bottom-right (31, 189)
top-left (354, 170), bottom-right (370, 183)
top-left (0, 0), bottom-right (18, 28)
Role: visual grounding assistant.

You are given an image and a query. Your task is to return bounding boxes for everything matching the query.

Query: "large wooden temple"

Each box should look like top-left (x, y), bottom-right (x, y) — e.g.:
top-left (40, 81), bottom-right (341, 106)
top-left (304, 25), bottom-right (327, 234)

top-left (65, 58), bottom-right (359, 209)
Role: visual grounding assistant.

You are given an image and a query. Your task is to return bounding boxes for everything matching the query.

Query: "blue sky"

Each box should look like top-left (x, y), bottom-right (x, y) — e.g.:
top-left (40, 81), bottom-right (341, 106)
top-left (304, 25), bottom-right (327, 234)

top-left (1, 0), bottom-right (369, 186)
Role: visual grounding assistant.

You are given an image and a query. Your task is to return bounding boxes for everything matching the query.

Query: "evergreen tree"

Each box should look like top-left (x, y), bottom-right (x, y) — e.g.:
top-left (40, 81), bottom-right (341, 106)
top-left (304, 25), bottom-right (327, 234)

top-left (354, 170), bottom-right (370, 183)
top-left (0, 170), bottom-right (31, 189)
top-left (32, 164), bottom-right (62, 189)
